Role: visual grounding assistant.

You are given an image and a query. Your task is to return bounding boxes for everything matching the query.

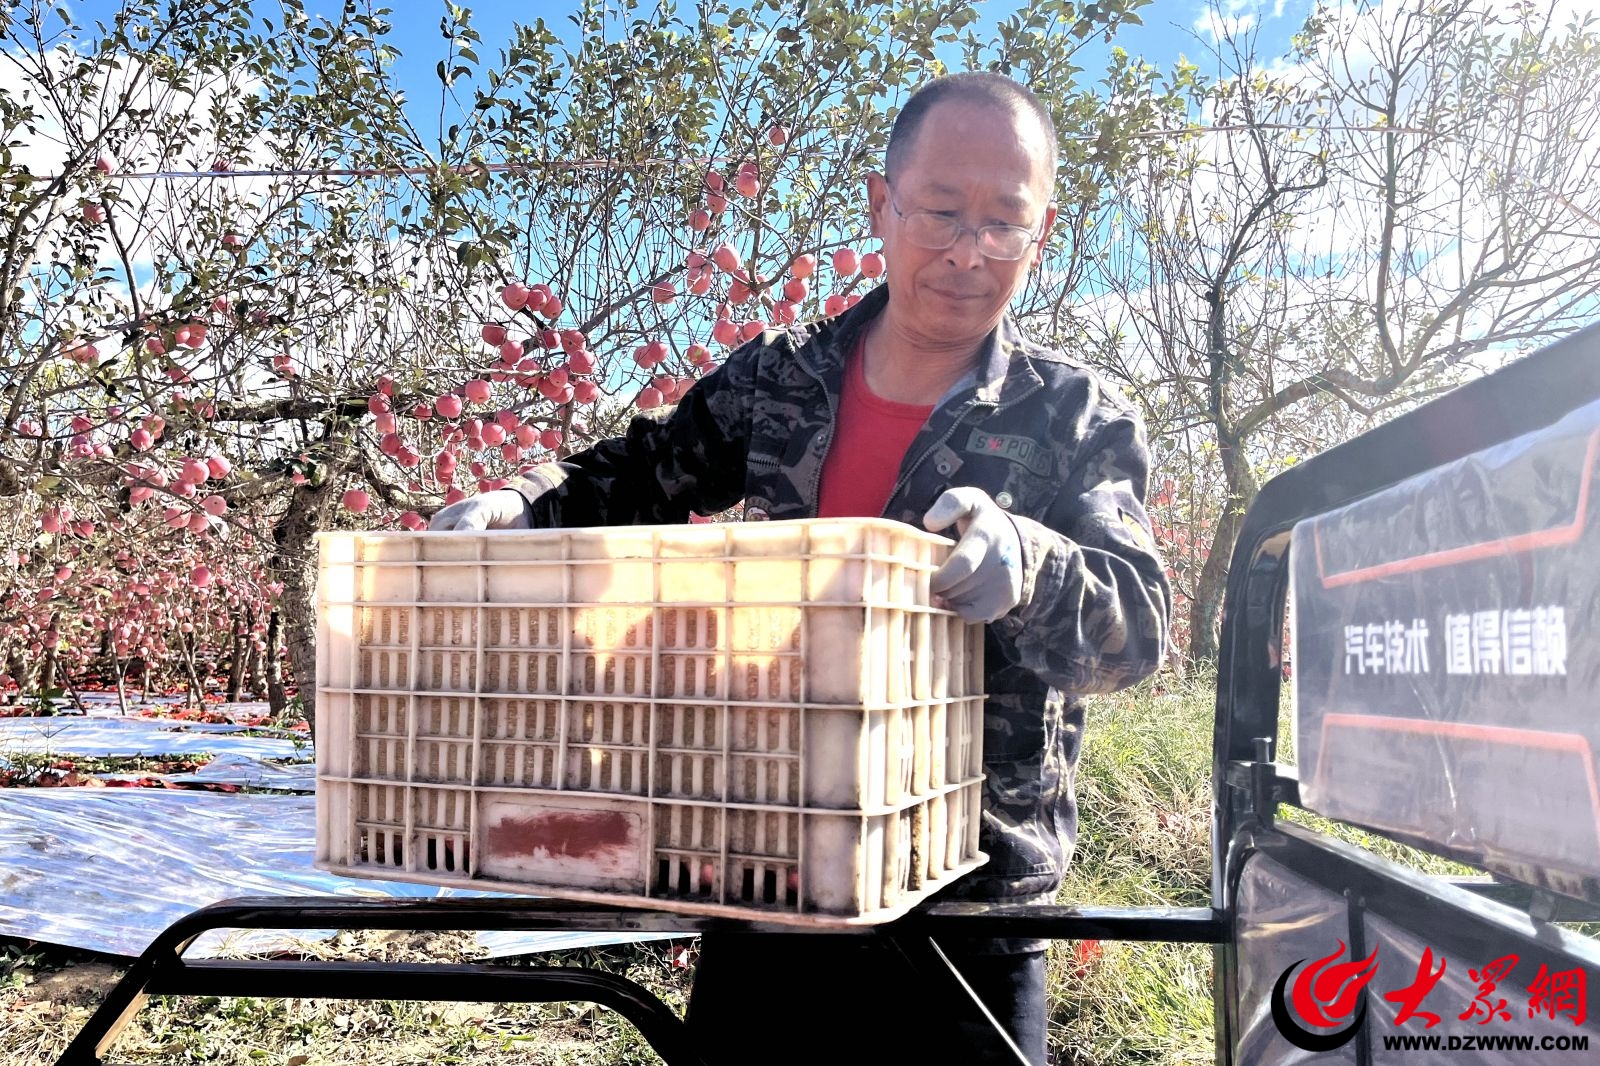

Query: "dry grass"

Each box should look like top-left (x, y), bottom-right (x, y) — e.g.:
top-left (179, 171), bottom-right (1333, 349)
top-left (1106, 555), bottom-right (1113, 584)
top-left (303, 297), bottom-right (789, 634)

top-left (1, 932), bottom-right (692, 1066)
top-left (1046, 674), bottom-right (1217, 1066)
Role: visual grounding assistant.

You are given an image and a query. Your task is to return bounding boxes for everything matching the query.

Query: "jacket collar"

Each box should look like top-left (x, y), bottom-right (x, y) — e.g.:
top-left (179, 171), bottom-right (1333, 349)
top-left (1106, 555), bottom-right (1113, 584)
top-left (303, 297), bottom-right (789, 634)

top-left (798, 283), bottom-right (1043, 407)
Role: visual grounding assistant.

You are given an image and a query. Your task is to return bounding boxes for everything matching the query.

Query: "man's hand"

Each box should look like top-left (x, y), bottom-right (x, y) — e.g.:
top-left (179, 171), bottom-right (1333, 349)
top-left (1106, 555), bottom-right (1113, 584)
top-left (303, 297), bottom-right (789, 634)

top-left (921, 487), bottom-right (1024, 623)
top-left (428, 489), bottom-right (531, 531)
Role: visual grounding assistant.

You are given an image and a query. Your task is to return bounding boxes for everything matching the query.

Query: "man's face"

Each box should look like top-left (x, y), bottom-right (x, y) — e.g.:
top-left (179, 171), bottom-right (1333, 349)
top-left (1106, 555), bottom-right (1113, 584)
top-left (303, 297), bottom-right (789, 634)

top-left (867, 98), bottom-right (1057, 350)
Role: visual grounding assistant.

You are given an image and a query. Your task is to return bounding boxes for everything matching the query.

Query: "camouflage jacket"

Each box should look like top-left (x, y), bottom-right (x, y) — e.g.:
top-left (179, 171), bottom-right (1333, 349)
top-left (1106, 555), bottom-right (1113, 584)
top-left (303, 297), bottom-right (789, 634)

top-left (510, 283), bottom-right (1170, 902)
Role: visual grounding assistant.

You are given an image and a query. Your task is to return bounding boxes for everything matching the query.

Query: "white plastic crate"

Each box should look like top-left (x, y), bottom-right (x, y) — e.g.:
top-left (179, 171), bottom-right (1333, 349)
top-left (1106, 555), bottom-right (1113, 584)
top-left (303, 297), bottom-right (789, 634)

top-left (314, 519), bottom-right (986, 924)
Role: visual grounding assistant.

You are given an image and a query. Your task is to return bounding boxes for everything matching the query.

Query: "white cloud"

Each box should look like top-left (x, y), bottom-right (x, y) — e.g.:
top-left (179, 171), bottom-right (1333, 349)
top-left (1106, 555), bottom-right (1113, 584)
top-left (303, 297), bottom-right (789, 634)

top-left (1194, 8), bottom-right (1258, 43)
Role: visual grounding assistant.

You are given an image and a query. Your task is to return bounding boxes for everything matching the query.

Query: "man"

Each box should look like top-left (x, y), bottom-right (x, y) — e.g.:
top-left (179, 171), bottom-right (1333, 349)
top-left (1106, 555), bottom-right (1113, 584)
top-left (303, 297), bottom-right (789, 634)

top-left (432, 72), bottom-right (1169, 1064)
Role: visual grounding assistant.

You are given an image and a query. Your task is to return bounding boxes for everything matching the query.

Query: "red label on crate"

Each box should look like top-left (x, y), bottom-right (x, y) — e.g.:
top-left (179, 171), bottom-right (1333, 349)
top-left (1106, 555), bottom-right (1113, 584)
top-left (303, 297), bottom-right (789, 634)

top-left (482, 802), bottom-right (643, 886)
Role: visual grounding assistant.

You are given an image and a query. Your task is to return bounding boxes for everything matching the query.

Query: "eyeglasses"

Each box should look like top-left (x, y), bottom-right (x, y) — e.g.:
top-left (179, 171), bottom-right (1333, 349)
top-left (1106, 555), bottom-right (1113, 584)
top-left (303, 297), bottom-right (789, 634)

top-left (887, 190), bottom-right (1047, 261)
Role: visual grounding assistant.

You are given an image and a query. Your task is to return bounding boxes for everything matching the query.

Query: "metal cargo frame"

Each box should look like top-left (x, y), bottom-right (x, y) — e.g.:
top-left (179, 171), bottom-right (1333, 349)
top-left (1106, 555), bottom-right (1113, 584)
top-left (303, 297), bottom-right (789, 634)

top-left (57, 323), bottom-right (1600, 1065)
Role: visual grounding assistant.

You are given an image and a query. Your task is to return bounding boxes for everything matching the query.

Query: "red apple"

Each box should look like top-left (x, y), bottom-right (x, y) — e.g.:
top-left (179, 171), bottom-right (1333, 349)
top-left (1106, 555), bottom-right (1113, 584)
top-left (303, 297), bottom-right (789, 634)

top-left (832, 248), bottom-right (859, 275)
top-left (190, 566), bottom-right (212, 588)
top-left (636, 386), bottom-right (664, 410)
top-left (689, 209), bottom-right (711, 231)
top-left (481, 323), bottom-right (508, 346)
top-left (341, 488), bottom-right (371, 513)
top-left (712, 243), bottom-right (741, 273)
top-left (500, 283), bottom-right (530, 311)
top-left (861, 251), bottom-right (886, 278)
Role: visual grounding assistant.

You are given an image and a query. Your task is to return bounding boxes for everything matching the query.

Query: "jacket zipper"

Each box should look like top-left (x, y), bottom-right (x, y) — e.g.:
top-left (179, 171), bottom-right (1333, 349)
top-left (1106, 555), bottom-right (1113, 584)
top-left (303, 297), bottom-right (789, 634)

top-left (880, 397), bottom-right (991, 517)
top-left (797, 354), bottom-right (841, 518)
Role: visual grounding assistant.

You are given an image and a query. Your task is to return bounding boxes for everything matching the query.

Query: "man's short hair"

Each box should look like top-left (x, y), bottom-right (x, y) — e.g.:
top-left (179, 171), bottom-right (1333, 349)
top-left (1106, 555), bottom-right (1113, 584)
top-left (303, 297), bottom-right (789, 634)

top-left (884, 72), bottom-right (1059, 183)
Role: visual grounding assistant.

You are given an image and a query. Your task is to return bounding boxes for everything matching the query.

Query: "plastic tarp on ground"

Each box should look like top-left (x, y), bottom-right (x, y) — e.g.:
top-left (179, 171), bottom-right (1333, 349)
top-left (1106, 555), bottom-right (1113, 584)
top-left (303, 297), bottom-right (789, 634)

top-left (0, 715), bottom-right (305, 760)
top-left (0, 704), bottom-right (682, 960)
top-left (0, 790), bottom-right (681, 959)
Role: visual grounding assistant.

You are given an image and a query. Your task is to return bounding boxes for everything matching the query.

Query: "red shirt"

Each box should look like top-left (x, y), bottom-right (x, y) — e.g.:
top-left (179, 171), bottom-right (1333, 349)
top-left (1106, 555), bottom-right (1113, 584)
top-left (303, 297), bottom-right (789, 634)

top-left (816, 338), bottom-right (936, 518)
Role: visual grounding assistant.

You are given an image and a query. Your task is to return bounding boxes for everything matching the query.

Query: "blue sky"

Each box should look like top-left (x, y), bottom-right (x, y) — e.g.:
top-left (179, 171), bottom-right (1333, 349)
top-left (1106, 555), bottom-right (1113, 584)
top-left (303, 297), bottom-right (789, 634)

top-left (355, 0), bottom-right (1318, 140)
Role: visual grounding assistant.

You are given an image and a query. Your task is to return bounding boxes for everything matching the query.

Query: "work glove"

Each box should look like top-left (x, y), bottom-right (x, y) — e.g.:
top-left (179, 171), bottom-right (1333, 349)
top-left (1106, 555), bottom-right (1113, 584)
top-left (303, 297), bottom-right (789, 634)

top-left (921, 487), bottom-right (1024, 623)
top-left (427, 489), bottom-right (531, 531)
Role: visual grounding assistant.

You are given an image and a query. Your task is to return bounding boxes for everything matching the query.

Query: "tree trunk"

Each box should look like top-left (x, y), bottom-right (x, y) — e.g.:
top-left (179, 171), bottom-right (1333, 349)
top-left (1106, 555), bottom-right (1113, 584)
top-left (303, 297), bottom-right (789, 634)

top-left (97, 628), bottom-right (113, 682)
top-left (227, 617), bottom-right (245, 702)
top-left (1189, 432), bottom-right (1261, 663)
top-left (243, 607), bottom-right (263, 698)
top-left (181, 632), bottom-right (205, 708)
top-left (38, 613), bottom-right (59, 695)
top-left (1190, 280), bottom-right (1263, 665)
top-left (5, 648), bottom-right (25, 698)
top-left (265, 609), bottom-right (288, 717)
top-left (270, 481), bottom-right (332, 741)
top-left (112, 653), bottom-right (128, 715)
